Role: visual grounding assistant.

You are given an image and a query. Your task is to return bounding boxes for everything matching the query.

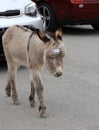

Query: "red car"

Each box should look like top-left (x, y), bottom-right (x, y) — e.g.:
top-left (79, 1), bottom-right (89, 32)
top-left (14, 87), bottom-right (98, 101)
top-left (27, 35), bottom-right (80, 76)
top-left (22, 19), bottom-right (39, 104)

top-left (33, 0), bottom-right (99, 31)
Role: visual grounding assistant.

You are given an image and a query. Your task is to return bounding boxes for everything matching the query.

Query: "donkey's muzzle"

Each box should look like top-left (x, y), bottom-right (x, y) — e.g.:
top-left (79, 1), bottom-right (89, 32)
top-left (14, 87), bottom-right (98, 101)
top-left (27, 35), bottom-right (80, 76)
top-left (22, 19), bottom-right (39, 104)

top-left (54, 66), bottom-right (63, 77)
top-left (55, 72), bottom-right (62, 77)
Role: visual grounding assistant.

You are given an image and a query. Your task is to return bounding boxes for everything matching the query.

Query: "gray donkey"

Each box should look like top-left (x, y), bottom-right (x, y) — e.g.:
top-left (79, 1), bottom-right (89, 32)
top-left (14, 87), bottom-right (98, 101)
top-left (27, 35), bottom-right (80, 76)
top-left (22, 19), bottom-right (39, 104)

top-left (2, 25), bottom-right (66, 118)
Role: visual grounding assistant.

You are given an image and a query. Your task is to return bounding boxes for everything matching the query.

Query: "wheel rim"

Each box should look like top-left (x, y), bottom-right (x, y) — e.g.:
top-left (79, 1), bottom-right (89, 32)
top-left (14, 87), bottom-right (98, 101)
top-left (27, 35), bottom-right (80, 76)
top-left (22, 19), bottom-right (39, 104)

top-left (38, 6), bottom-right (50, 30)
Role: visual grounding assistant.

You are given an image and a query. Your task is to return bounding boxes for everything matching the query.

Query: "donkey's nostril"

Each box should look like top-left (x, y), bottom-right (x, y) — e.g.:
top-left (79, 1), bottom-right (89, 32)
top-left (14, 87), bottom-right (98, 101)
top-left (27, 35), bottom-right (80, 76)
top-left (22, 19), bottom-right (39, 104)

top-left (55, 72), bottom-right (62, 77)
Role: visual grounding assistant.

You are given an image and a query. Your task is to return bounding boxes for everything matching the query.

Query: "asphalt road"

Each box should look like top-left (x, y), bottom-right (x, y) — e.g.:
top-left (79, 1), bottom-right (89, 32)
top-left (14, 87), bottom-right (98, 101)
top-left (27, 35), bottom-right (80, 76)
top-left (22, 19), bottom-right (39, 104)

top-left (0, 25), bottom-right (99, 130)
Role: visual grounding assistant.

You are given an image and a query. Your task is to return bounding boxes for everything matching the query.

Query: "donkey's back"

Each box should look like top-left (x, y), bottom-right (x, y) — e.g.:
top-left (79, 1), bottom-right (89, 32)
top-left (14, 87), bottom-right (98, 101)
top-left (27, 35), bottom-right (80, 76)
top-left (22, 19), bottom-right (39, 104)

top-left (2, 25), bottom-right (43, 66)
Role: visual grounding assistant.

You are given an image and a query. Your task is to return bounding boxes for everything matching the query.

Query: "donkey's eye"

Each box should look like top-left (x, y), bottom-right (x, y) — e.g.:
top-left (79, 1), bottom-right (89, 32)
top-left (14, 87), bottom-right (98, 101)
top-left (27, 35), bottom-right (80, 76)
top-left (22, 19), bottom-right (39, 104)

top-left (51, 56), bottom-right (55, 59)
top-left (48, 56), bottom-right (55, 62)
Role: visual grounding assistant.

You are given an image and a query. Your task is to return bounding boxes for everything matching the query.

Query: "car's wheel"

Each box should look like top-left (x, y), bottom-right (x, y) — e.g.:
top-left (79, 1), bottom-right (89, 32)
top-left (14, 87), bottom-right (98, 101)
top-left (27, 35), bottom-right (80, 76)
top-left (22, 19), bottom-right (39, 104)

top-left (38, 3), bottom-right (58, 31)
top-left (91, 24), bottom-right (99, 31)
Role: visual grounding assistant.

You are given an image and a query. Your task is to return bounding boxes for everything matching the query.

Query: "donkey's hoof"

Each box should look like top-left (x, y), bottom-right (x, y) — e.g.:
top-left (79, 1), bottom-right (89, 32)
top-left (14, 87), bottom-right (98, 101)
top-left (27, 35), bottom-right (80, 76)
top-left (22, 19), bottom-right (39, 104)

top-left (5, 88), bottom-right (11, 97)
top-left (6, 91), bottom-right (11, 97)
top-left (13, 100), bottom-right (19, 105)
top-left (39, 106), bottom-right (47, 119)
top-left (30, 101), bottom-right (36, 108)
top-left (40, 113), bottom-right (47, 119)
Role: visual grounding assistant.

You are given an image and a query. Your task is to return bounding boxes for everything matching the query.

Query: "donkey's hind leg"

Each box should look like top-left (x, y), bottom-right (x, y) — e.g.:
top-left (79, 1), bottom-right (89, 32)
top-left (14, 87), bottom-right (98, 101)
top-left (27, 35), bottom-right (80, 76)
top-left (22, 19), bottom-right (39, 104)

top-left (6, 60), bottom-right (19, 105)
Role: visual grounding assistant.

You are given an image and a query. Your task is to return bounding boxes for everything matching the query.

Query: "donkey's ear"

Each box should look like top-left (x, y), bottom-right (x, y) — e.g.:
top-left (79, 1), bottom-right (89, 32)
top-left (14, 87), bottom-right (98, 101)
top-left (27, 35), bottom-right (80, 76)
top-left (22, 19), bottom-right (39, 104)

top-left (55, 28), bottom-right (62, 41)
top-left (36, 29), bottom-right (50, 43)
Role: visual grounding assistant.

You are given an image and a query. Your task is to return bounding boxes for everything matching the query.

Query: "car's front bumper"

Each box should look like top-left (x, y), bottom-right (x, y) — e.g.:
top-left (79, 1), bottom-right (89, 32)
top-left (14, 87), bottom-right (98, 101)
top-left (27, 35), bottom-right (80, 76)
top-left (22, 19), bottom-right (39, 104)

top-left (0, 14), bottom-right (44, 32)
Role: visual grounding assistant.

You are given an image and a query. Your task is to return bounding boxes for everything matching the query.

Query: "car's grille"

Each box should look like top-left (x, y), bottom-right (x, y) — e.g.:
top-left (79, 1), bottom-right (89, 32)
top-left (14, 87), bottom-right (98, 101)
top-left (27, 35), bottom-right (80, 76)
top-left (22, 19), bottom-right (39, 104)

top-left (0, 10), bottom-right (20, 17)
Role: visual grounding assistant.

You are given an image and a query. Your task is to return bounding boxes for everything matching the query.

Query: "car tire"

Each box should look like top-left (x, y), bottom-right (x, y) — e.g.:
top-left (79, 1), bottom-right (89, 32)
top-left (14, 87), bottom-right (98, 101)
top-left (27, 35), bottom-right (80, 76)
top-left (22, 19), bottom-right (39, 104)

top-left (91, 24), bottom-right (99, 31)
top-left (38, 3), bottom-right (58, 32)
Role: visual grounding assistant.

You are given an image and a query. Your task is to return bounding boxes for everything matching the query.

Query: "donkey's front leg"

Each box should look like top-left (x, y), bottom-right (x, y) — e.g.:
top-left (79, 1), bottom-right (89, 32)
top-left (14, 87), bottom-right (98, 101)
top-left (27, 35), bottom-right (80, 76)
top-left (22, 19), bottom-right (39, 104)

top-left (29, 80), bottom-right (36, 107)
top-left (33, 70), bottom-right (46, 118)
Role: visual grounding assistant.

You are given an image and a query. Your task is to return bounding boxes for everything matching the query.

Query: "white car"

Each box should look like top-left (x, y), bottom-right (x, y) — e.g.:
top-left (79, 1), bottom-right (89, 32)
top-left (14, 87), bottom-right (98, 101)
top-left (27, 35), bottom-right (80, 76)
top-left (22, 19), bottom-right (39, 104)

top-left (0, 0), bottom-right (44, 59)
top-left (0, 0), bottom-right (43, 31)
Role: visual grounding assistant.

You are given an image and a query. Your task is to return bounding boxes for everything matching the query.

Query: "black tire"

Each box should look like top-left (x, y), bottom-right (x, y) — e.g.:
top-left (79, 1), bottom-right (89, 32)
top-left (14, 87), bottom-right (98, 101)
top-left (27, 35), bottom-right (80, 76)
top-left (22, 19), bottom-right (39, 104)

top-left (38, 3), bottom-right (58, 32)
top-left (91, 24), bottom-right (99, 31)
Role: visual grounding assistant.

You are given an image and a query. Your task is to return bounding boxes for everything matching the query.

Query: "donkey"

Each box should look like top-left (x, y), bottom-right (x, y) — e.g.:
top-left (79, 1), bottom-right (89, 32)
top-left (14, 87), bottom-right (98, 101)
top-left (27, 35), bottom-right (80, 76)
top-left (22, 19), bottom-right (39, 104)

top-left (2, 25), bottom-right (66, 118)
